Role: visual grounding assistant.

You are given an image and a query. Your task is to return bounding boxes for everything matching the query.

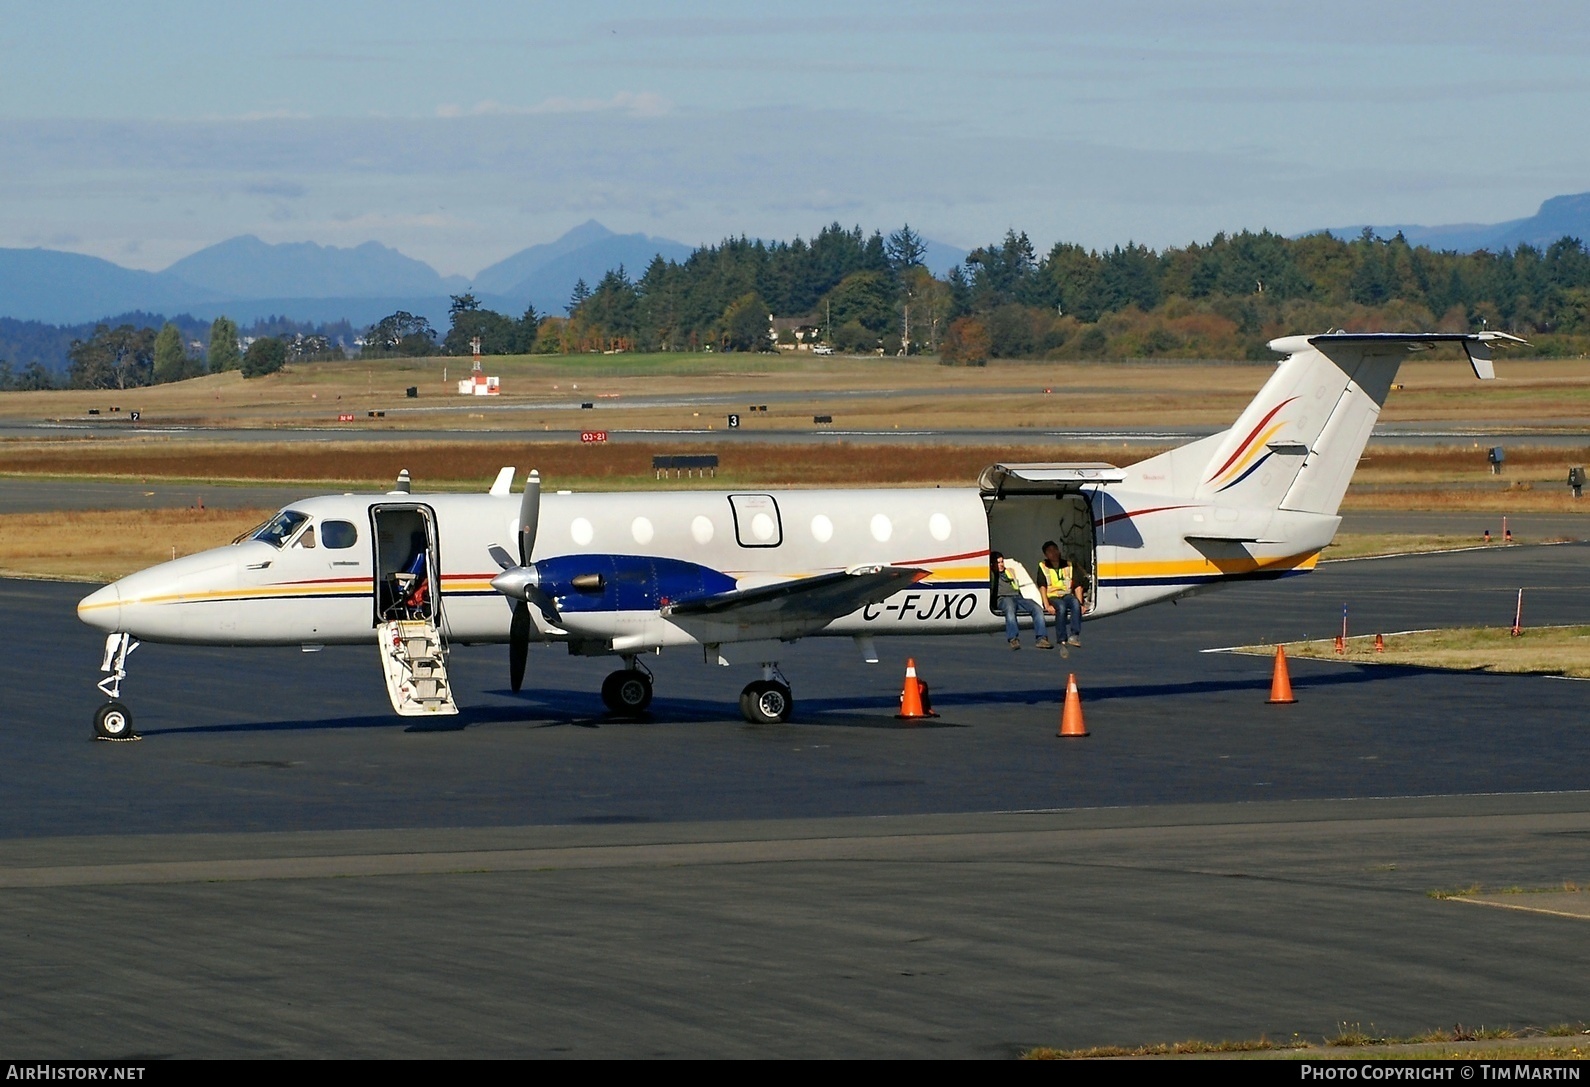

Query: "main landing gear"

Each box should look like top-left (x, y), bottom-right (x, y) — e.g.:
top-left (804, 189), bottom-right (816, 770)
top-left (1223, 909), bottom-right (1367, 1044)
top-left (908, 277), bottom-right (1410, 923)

top-left (738, 663), bottom-right (793, 725)
top-left (600, 657), bottom-right (654, 717)
top-left (93, 632), bottom-right (140, 741)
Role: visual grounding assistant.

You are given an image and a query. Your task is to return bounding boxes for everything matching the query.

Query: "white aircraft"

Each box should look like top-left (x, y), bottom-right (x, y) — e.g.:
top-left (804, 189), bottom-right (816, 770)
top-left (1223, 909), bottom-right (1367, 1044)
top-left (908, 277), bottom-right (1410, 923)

top-left (76, 331), bottom-right (1523, 739)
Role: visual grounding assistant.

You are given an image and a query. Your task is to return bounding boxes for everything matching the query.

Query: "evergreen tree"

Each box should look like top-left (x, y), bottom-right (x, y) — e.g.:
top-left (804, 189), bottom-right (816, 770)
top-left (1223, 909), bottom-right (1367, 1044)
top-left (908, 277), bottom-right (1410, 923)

top-left (886, 225), bottom-right (928, 272)
top-left (515, 302), bottom-right (541, 354)
top-left (567, 278), bottom-right (592, 315)
top-left (719, 292), bottom-right (772, 352)
top-left (153, 322), bottom-right (186, 384)
top-left (207, 317), bottom-right (241, 373)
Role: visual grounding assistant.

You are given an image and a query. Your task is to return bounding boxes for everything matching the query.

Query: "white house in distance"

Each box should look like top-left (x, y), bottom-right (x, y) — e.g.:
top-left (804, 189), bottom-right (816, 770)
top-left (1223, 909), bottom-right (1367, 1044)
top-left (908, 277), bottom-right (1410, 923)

top-left (457, 337), bottom-right (501, 396)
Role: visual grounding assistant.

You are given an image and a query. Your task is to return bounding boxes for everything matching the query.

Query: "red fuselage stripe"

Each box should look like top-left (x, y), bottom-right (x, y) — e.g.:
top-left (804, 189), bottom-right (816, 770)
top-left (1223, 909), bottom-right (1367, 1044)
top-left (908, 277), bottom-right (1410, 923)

top-left (1205, 397), bottom-right (1297, 482)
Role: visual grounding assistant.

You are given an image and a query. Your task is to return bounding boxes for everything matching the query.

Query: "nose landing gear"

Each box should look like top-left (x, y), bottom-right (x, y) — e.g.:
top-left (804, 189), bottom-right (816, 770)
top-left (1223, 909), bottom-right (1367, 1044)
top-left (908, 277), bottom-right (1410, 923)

top-left (93, 632), bottom-right (141, 742)
top-left (739, 663), bottom-right (793, 724)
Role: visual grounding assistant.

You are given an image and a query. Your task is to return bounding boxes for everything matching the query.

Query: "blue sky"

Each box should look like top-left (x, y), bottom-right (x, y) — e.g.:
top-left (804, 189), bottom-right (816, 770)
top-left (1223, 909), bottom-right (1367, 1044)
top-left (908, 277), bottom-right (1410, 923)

top-left (4, 1), bottom-right (1588, 275)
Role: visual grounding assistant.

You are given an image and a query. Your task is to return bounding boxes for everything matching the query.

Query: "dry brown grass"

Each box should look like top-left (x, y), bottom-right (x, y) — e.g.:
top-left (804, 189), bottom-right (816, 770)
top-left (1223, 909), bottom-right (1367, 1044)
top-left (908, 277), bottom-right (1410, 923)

top-left (1, 353), bottom-right (1583, 432)
top-left (0, 440), bottom-right (1159, 489)
top-left (0, 507), bottom-right (272, 582)
top-left (1024, 1023), bottom-right (1590, 1059)
top-left (1325, 534), bottom-right (1488, 560)
top-left (1230, 625), bottom-right (1590, 679)
top-left (1340, 488), bottom-right (1590, 513)
top-left (3, 436), bottom-right (1587, 514)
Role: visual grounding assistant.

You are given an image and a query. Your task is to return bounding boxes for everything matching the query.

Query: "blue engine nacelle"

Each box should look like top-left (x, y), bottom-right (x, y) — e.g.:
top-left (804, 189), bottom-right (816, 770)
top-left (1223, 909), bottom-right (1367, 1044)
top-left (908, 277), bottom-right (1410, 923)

top-left (534, 554), bottom-right (738, 614)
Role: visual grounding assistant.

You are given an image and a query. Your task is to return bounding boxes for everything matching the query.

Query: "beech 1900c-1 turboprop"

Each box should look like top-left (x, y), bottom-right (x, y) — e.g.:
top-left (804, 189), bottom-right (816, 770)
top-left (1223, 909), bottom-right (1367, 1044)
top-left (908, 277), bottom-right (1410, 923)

top-left (76, 332), bottom-right (1524, 738)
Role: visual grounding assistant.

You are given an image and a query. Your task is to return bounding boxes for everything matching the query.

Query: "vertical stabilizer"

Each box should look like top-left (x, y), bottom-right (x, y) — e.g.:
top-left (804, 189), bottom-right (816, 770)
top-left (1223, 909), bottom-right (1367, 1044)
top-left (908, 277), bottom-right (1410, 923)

top-left (1125, 332), bottom-right (1524, 517)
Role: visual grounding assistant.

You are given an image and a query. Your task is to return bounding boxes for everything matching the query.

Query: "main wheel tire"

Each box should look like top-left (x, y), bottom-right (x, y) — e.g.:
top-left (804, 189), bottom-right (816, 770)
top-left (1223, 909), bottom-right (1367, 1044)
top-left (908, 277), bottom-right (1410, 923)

top-left (740, 680), bottom-right (793, 724)
top-left (601, 670), bottom-right (653, 716)
top-left (93, 701), bottom-right (134, 740)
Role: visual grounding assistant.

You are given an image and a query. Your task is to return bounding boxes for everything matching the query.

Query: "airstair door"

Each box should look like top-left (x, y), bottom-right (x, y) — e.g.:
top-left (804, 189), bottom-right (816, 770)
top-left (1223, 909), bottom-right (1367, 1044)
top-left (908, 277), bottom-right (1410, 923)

top-left (377, 618), bottom-right (459, 717)
top-left (370, 504), bottom-right (457, 716)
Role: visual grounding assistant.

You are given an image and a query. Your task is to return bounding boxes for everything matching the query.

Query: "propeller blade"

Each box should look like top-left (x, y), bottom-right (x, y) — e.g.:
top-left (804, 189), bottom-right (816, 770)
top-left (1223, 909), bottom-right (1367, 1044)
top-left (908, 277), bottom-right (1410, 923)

top-left (509, 601), bottom-right (530, 692)
top-left (487, 544), bottom-right (516, 571)
top-left (525, 585), bottom-right (561, 626)
top-left (518, 469), bottom-right (541, 567)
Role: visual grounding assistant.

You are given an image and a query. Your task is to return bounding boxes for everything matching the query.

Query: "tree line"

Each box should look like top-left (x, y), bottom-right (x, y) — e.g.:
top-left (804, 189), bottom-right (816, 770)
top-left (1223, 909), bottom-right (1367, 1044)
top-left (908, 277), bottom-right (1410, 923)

top-left (0, 313), bottom-right (354, 390)
top-left (364, 223), bottom-right (1590, 365)
top-left (10, 223), bottom-right (1589, 390)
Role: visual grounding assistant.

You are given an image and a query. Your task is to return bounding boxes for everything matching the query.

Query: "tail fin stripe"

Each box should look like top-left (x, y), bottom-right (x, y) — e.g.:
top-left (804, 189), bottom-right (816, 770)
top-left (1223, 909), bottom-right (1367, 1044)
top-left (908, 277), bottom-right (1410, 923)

top-left (1214, 451), bottom-right (1275, 493)
top-left (1205, 397), bottom-right (1297, 482)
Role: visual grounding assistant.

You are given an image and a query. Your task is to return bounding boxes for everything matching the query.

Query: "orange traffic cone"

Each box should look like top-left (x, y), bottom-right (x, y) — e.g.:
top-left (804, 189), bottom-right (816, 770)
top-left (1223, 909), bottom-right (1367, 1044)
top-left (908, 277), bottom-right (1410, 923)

top-left (1333, 634), bottom-right (1345, 654)
top-left (1267, 646), bottom-right (1297, 705)
top-left (1374, 633), bottom-right (1385, 653)
top-left (1058, 673), bottom-right (1089, 737)
top-left (896, 658), bottom-right (939, 719)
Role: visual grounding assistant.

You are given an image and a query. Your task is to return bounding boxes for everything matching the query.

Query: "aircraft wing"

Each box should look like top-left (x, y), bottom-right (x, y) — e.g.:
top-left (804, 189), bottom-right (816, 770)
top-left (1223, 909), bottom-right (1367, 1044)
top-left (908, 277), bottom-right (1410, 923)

top-left (663, 565), bottom-right (928, 634)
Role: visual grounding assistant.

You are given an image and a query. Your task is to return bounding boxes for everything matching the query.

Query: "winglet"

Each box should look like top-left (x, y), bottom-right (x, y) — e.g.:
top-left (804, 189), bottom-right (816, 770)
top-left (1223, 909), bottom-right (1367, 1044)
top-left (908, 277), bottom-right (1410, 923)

top-left (489, 466), bottom-right (516, 496)
top-left (1463, 332), bottom-right (1528, 380)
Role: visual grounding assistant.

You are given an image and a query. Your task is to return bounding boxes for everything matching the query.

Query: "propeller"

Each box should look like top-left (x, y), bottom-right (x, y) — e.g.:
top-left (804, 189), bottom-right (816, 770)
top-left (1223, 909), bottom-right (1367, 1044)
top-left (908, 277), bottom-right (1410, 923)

top-left (487, 470), bottom-right (559, 692)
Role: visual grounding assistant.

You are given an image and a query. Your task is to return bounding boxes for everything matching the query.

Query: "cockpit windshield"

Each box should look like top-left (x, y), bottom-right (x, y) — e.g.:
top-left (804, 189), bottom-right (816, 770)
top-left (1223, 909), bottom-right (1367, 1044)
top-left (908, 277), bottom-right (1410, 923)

top-left (251, 510), bottom-right (310, 548)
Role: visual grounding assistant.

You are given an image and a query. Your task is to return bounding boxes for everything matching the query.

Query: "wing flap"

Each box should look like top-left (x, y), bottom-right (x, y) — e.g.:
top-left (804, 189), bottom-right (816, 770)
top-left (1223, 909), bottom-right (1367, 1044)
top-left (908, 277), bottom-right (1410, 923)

top-left (664, 565), bottom-right (928, 629)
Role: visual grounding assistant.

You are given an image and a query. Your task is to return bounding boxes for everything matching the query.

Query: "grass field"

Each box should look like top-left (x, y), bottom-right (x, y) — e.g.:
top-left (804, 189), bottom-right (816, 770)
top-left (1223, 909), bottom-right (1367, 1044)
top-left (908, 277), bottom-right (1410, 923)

top-left (0, 440), bottom-right (1150, 490)
top-left (1229, 625), bottom-right (1590, 679)
top-left (0, 507), bottom-right (272, 582)
top-left (1, 436), bottom-right (1585, 514)
top-left (1025, 1026), bottom-right (1590, 1060)
top-left (2, 352), bottom-right (1586, 433)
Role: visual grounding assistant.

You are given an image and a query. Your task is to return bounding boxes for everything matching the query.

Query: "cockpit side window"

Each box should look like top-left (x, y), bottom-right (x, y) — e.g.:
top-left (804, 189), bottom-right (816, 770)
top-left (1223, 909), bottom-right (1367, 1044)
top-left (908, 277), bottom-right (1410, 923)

top-left (252, 510), bottom-right (310, 548)
top-left (295, 525), bottom-right (317, 548)
top-left (321, 520), bottom-right (358, 549)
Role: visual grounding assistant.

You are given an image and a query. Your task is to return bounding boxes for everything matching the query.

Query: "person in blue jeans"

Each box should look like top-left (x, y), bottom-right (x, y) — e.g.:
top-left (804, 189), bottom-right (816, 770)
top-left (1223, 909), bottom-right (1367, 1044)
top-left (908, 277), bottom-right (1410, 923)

top-left (1039, 540), bottom-right (1084, 654)
top-left (991, 551), bottom-right (1052, 650)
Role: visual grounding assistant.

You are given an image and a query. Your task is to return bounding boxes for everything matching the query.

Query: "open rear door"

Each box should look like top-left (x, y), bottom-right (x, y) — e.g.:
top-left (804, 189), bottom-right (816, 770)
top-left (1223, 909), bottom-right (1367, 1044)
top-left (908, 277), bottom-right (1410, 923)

top-left (370, 504), bottom-right (458, 716)
top-left (980, 463), bottom-right (1121, 614)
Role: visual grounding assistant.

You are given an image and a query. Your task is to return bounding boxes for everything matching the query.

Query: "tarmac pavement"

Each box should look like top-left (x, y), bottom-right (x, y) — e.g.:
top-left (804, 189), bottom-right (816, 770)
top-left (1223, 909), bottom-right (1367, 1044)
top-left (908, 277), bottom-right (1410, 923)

top-left (2, 544), bottom-right (1588, 1056)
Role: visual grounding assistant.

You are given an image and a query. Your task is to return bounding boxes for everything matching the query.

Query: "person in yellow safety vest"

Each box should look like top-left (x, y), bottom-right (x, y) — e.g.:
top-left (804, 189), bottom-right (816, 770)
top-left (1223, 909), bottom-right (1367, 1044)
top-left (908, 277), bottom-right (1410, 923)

top-left (990, 551), bottom-right (1052, 651)
top-left (1039, 540), bottom-right (1083, 655)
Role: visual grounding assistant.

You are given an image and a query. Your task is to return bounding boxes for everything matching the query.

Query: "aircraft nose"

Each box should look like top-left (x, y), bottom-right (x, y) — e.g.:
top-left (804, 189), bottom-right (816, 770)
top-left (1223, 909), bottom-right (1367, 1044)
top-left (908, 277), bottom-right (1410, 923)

top-left (77, 582), bottom-right (122, 633)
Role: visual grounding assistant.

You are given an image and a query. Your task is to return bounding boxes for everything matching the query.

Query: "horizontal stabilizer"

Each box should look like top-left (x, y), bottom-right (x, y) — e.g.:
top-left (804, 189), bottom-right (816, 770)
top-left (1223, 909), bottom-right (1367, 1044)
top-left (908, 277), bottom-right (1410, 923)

top-left (1267, 331), bottom-right (1528, 381)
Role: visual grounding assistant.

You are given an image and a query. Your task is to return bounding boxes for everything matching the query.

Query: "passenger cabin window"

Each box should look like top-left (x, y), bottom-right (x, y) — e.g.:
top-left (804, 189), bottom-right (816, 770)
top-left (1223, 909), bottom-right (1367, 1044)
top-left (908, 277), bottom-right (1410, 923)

top-left (321, 520), bottom-right (358, 549)
top-left (295, 525), bottom-right (317, 548)
top-left (252, 510), bottom-right (309, 549)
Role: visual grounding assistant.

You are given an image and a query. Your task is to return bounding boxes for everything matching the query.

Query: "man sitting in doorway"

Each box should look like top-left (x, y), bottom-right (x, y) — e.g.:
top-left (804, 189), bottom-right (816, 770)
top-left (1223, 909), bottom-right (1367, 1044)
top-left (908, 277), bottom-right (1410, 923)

top-left (1038, 540), bottom-right (1084, 655)
top-left (990, 551), bottom-right (1052, 651)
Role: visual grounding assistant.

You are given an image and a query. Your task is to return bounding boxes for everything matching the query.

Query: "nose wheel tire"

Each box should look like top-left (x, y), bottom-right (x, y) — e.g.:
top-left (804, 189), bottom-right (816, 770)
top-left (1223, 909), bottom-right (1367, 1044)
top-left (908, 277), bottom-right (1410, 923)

top-left (739, 680), bottom-right (793, 724)
top-left (93, 701), bottom-right (137, 742)
top-left (601, 670), bottom-right (653, 717)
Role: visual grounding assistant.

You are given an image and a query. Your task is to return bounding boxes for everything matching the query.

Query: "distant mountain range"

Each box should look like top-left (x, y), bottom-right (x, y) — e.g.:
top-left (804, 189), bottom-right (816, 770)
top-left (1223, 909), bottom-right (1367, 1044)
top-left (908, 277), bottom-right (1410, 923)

top-left (1321, 192), bottom-right (1590, 252)
top-left (30, 191), bottom-right (1590, 341)
top-left (0, 221), bottom-right (696, 329)
top-left (0, 220), bottom-right (971, 335)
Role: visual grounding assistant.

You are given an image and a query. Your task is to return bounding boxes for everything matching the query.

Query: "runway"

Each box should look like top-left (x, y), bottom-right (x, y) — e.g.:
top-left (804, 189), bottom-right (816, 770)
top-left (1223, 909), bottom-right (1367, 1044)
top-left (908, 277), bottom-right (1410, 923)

top-left (3, 545), bottom-right (1589, 1056)
top-left (5, 419), bottom-right (1587, 447)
